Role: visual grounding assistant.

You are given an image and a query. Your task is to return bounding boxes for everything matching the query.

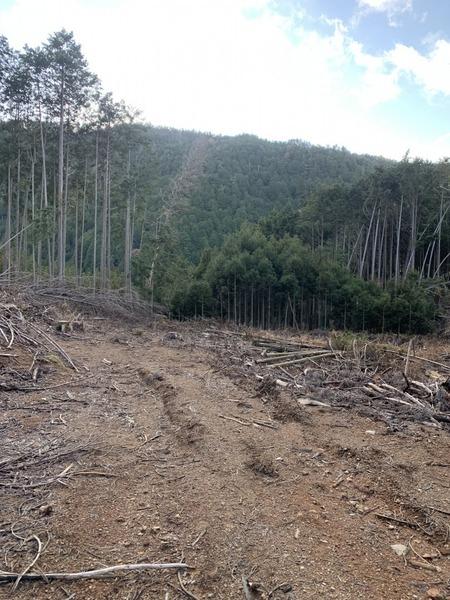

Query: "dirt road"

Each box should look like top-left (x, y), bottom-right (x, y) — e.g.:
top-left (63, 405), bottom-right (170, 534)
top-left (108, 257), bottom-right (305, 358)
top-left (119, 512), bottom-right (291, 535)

top-left (1, 317), bottom-right (449, 599)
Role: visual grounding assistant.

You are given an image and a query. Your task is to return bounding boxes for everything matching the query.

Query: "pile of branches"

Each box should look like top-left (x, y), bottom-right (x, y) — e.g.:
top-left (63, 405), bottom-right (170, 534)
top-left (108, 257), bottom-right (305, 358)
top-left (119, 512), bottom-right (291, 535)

top-left (0, 437), bottom-right (97, 490)
top-left (0, 303), bottom-right (77, 390)
top-left (362, 379), bottom-right (450, 426)
top-left (246, 334), bottom-right (450, 429)
top-left (191, 330), bottom-right (448, 429)
top-left (0, 275), bottom-right (167, 322)
top-left (26, 284), bottom-right (162, 322)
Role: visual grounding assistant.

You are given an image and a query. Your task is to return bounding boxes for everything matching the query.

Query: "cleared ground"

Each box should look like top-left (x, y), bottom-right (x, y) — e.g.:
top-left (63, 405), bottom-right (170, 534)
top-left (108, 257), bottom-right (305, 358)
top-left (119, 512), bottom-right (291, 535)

top-left (1, 311), bottom-right (449, 599)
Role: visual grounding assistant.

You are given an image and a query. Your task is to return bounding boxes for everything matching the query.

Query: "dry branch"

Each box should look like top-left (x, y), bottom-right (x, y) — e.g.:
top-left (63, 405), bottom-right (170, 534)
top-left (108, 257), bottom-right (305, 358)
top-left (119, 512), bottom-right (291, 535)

top-left (267, 352), bottom-right (335, 369)
top-left (0, 562), bottom-right (190, 583)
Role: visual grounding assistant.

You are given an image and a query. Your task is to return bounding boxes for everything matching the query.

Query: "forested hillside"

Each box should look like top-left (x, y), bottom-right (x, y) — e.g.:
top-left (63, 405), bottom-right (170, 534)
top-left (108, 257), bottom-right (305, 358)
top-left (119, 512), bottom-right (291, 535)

top-left (1, 30), bottom-right (449, 333)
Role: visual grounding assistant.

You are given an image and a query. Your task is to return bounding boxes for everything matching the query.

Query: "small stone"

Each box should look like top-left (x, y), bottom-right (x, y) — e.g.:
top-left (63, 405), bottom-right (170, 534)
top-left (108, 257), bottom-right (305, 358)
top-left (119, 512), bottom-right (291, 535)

top-left (39, 504), bottom-right (53, 517)
top-left (427, 588), bottom-right (444, 599)
top-left (391, 543), bottom-right (408, 557)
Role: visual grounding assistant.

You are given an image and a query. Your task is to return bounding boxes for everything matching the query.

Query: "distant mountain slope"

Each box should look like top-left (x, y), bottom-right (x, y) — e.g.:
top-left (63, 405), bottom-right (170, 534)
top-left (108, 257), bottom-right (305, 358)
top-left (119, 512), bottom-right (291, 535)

top-left (147, 128), bottom-right (391, 260)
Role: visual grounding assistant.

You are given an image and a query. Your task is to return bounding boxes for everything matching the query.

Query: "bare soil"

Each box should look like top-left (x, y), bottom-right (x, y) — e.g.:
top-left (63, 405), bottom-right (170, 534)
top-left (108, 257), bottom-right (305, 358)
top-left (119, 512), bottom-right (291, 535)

top-left (1, 315), bottom-right (450, 600)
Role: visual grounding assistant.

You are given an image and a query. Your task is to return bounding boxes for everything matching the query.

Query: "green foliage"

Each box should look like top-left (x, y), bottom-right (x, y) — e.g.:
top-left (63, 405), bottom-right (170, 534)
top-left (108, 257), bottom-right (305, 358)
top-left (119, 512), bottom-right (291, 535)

top-left (170, 221), bottom-right (439, 334)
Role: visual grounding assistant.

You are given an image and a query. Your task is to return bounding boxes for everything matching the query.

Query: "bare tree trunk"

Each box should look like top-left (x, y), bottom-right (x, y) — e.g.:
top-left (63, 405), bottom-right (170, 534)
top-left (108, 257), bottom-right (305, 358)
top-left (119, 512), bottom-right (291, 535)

top-left (93, 131), bottom-right (99, 292)
top-left (428, 240), bottom-right (436, 278)
top-left (107, 160), bottom-right (111, 287)
top-left (57, 71), bottom-right (65, 282)
top-left (4, 164), bottom-right (12, 278)
top-left (79, 159), bottom-right (87, 286)
top-left (100, 130), bottom-right (110, 290)
top-left (419, 241), bottom-right (432, 280)
top-left (124, 148), bottom-right (132, 294)
top-left (74, 187), bottom-right (78, 281)
top-left (233, 273), bottom-right (237, 324)
top-left (371, 206), bottom-right (380, 280)
top-left (405, 193), bottom-right (418, 277)
top-left (347, 222), bottom-right (364, 271)
top-left (139, 204), bottom-right (147, 251)
top-left (15, 148), bottom-right (21, 274)
top-left (395, 194), bottom-right (404, 287)
top-left (436, 189), bottom-right (444, 277)
top-left (62, 143), bottom-right (70, 281)
top-left (31, 149), bottom-right (36, 282)
top-left (21, 186), bottom-right (29, 271)
top-left (377, 208), bottom-right (386, 282)
top-left (359, 202), bottom-right (377, 278)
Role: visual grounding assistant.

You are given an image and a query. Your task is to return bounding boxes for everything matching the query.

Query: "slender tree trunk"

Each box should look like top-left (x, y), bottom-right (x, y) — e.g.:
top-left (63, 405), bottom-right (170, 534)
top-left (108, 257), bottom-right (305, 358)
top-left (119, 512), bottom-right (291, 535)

top-left (74, 187), bottom-right (79, 281)
top-left (436, 189), bottom-right (444, 277)
top-left (15, 148), bottom-right (21, 274)
top-left (21, 187), bottom-right (29, 271)
top-left (139, 204), bottom-right (147, 250)
top-left (371, 206), bottom-right (380, 280)
top-left (39, 114), bottom-right (51, 279)
top-left (428, 240), bottom-right (436, 278)
top-left (93, 131), bottom-right (99, 292)
top-left (233, 273), bottom-right (237, 324)
top-left (57, 70), bottom-right (65, 282)
top-left (419, 241), bottom-right (432, 280)
top-left (62, 143), bottom-right (70, 280)
top-left (79, 159), bottom-right (87, 286)
top-left (405, 193), bottom-right (418, 277)
top-left (107, 157), bottom-right (111, 287)
top-left (395, 195), bottom-right (404, 287)
top-left (359, 202), bottom-right (376, 278)
top-left (100, 130), bottom-right (110, 289)
top-left (4, 164), bottom-right (12, 278)
top-left (377, 208), bottom-right (386, 282)
top-left (31, 150), bottom-right (36, 281)
top-left (124, 148), bottom-right (132, 294)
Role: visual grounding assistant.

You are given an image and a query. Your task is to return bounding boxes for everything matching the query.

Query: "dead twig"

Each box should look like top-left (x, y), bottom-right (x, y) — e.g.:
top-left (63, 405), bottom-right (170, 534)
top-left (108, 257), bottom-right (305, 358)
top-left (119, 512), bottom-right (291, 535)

top-left (374, 513), bottom-right (418, 529)
top-left (177, 570), bottom-right (200, 600)
top-left (191, 529), bottom-right (207, 548)
top-left (218, 414), bottom-right (250, 426)
top-left (0, 562), bottom-right (190, 582)
top-left (12, 534), bottom-right (42, 590)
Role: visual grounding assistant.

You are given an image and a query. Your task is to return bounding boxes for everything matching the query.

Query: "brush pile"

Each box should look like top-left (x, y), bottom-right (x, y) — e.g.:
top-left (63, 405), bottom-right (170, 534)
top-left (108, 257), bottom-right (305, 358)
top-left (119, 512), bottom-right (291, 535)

top-left (248, 333), bottom-right (450, 429)
top-left (0, 301), bottom-right (77, 391)
top-left (201, 327), bottom-right (450, 430)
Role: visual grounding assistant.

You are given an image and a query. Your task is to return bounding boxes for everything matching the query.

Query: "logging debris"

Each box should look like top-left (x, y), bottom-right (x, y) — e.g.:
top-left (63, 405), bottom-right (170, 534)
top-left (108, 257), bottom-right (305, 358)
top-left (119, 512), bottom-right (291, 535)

top-left (202, 328), bottom-right (450, 430)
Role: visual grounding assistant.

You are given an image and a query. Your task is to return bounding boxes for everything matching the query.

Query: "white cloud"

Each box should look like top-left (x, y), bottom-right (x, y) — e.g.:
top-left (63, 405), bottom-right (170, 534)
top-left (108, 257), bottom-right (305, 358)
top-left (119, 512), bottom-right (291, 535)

top-left (388, 39), bottom-right (450, 96)
top-left (0, 0), bottom-right (449, 160)
top-left (349, 40), bottom-right (401, 107)
top-left (358, 0), bottom-right (411, 11)
top-left (356, 0), bottom-right (412, 26)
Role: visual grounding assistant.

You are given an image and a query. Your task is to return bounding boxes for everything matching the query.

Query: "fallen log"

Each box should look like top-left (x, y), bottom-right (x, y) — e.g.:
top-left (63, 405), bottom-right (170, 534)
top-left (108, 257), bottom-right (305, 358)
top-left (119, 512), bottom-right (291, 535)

top-left (256, 349), bottom-right (330, 364)
top-left (267, 352), bottom-right (335, 369)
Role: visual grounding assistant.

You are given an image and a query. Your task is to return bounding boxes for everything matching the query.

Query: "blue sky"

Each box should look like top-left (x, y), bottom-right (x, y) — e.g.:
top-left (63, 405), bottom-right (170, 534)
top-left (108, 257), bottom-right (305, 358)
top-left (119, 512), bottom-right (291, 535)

top-left (1, 0), bottom-right (450, 160)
